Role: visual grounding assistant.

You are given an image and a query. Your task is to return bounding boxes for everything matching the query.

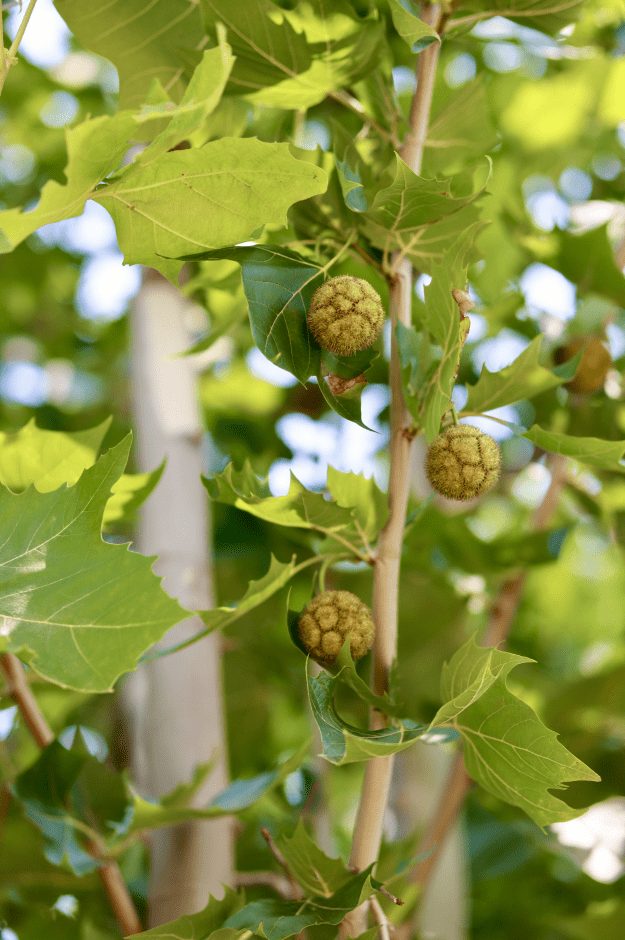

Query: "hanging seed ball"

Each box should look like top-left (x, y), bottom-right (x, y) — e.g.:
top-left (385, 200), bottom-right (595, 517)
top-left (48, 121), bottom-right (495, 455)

top-left (306, 275), bottom-right (385, 356)
top-left (426, 425), bottom-right (502, 501)
top-left (553, 336), bottom-right (612, 394)
top-left (298, 590), bottom-right (375, 666)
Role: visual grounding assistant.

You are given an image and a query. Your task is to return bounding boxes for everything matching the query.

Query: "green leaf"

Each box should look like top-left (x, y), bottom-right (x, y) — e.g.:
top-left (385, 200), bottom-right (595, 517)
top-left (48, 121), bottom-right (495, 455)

top-left (179, 245), bottom-right (324, 384)
top-left (458, 679), bottom-right (600, 828)
top-left (430, 635), bottom-right (535, 727)
top-left (201, 0), bottom-right (313, 99)
top-left (115, 742), bottom-right (308, 840)
top-left (223, 868), bottom-right (374, 939)
top-left (0, 417), bottom-right (111, 493)
top-left (419, 227), bottom-right (481, 440)
top-left (326, 466), bottom-right (390, 540)
top-left (96, 140), bottom-right (327, 282)
top-left (522, 426), bottom-right (625, 472)
top-left (129, 886), bottom-right (245, 939)
top-left (463, 335), bottom-right (566, 415)
top-left (388, 0), bottom-right (440, 52)
top-left (275, 820), bottom-right (352, 897)
top-left (135, 39), bottom-right (235, 164)
top-left (434, 637), bottom-right (600, 828)
top-left (0, 437), bottom-right (187, 692)
top-left (201, 0), bottom-right (385, 109)
top-left (359, 156), bottom-right (488, 274)
top-left (0, 114), bottom-right (137, 253)
top-left (308, 666), bottom-right (432, 765)
top-left (102, 461), bottom-right (166, 529)
top-left (56, 0), bottom-right (204, 109)
top-left (554, 225), bottom-right (625, 307)
top-left (447, 0), bottom-right (584, 36)
top-left (11, 737), bottom-right (98, 875)
top-left (203, 461), bottom-right (355, 531)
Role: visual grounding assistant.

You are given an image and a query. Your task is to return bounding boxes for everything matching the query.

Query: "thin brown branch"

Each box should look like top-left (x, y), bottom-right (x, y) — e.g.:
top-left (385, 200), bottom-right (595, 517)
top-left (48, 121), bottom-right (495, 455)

top-left (98, 857), bottom-right (143, 935)
top-left (370, 895), bottom-right (393, 940)
top-left (406, 453), bottom-right (569, 904)
top-left (340, 6), bottom-right (444, 938)
top-left (261, 827), bottom-right (303, 900)
top-left (0, 652), bottom-right (143, 935)
top-left (1, 653), bottom-right (53, 748)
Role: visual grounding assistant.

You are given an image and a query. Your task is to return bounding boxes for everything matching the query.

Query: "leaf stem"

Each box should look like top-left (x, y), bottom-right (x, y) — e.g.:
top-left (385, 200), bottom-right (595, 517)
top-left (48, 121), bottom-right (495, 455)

top-left (0, 0), bottom-right (37, 96)
top-left (261, 827), bottom-right (303, 900)
top-left (0, 652), bottom-right (143, 935)
top-left (340, 5), bottom-right (444, 937)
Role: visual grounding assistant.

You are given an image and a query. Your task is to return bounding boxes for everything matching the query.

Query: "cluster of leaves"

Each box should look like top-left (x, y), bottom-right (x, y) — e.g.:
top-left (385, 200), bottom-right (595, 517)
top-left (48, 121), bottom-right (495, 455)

top-left (3, 0), bottom-right (625, 938)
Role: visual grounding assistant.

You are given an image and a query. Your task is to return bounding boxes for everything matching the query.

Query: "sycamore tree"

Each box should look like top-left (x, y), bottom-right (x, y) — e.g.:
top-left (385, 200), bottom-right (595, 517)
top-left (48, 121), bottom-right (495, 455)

top-left (2, 0), bottom-right (625, 938)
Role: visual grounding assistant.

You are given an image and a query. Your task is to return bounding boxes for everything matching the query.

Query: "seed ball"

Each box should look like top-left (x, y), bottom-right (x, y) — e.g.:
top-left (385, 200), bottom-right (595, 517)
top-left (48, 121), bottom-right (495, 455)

top-left (306, 275), bottom-right (385, 356)
top-left (297, 590), bottom-right (375, 666)
top-left (553, 336), bottom-right (611, 394)
top-left (426, 425), bottom-right (502, 501)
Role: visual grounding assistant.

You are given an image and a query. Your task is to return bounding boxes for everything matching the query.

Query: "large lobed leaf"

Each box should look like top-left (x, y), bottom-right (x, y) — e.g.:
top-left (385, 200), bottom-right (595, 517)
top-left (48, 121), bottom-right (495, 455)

top-left (464, 335), bottom-right (569, 414)
top-left (0, 437), bottom-right (186, 692)
top-left (0, 417), bottom-right (111, 493)
top-left (434, 637), bottom-right (600, 829)
top-left (96, 139), bottom-right (327, 281)
top-left (0, 113), bottom-right (137, 253)
top-left (202, 0), bottom-right (385, 109)
top-left (55, 0), bottom-right (204, 109)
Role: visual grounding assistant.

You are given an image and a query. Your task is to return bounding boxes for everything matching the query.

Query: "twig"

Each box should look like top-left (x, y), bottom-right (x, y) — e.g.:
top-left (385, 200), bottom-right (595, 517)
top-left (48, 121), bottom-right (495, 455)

top-left (0, 652), bottom-right (143, 935)
top-left (1, 653), bottom-right (53, 748)
top-left (236, 870), bottom-right (293, 899)
top-left (340, 6), bottom-right (444, 938)
top-left (405, 453), bottom-right (569, 904)
top-left (377, 884), bottom-right (404, 907)
top-left (370, 895), bottom-right (393, 940)
top-left (0, 0), bottom-right (37, 95)
top-left (261, 827), bottom-right (303, 900)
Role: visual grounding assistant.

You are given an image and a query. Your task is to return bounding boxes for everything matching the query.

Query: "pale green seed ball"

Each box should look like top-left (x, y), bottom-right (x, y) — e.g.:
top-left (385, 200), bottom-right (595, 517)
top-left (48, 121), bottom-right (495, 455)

top-left (306, 275), bottom-right (385, 356)
top-left (426, 425), bottom-right (502, 501)
top-left (298, 590), bottom-right (375, 665)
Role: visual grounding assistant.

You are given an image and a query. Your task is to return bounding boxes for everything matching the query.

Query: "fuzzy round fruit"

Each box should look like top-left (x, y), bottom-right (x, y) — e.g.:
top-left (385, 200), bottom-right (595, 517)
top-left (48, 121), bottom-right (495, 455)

top-left (553, 336), bottom-right (611, 394)
top-left (306, 275), bottom-right (385, 356)
top-left (426, 425), bottom-right (502, 501)
top-left (298, 590), bottom-right (375, 666)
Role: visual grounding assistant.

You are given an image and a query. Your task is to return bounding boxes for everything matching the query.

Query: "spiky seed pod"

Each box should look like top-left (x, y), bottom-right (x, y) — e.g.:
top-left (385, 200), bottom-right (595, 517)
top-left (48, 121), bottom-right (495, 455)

top-left (426, 424), bottom-right (502, 501)
top-left (553, 336), bottom-right (611, 394)
top-left (298, 590), bottom-right (375, 666)
top-left (306, 275), bottom-right (385, 356)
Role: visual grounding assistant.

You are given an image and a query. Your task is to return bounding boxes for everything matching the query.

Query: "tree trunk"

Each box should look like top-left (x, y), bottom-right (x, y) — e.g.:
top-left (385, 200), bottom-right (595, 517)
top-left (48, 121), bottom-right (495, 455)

top-left (123, 269), bottom-right (234, 925)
